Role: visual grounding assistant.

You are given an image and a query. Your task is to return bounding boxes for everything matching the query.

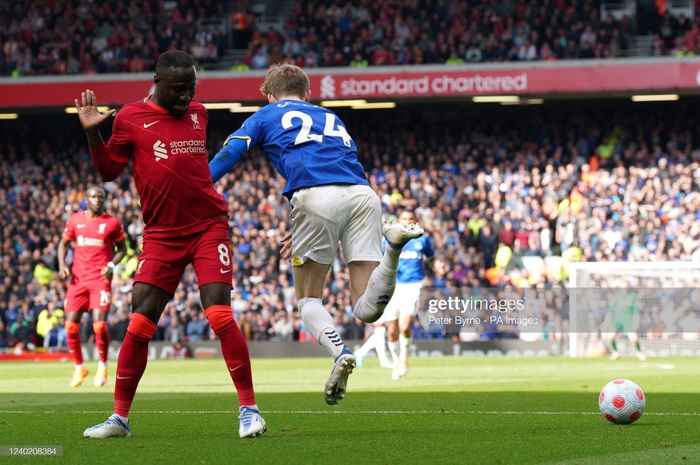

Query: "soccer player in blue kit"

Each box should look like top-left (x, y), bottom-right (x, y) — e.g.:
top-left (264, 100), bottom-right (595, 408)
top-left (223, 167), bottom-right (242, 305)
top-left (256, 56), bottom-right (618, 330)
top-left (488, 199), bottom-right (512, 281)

top-left (356, 210), bottom-right (435, 377)
top-left (383, 210), bottom-right (435, 380)
top-left (210, 63), bottom-right (423, 405)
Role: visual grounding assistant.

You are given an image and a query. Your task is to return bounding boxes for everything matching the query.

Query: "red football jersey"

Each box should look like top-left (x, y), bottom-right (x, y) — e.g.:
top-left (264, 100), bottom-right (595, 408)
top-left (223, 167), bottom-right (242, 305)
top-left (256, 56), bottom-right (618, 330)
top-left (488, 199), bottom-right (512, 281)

top-left (62, 211), bottom-right (126, 284)
top-left (104, 98), bottom-right (229, 239)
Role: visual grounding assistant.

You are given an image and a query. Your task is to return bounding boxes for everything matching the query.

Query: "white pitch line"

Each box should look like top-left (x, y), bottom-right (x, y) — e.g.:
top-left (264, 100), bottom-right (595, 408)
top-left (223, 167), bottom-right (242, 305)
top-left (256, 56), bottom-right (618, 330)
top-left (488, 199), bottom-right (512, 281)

top-left (0, 410), bottom-right (697, 416)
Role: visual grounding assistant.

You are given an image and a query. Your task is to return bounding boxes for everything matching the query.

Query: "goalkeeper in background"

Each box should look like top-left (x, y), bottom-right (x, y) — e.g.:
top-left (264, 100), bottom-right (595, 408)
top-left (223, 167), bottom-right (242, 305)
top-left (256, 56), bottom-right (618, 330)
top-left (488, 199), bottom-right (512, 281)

top-left (603, 281), bottom-right (647, 361)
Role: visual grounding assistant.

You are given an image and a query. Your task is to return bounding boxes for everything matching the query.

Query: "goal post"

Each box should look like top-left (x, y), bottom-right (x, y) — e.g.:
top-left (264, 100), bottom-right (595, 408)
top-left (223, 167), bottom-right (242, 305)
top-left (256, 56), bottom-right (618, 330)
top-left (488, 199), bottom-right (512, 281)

top-left (568, 262), bottom-right (700, 357)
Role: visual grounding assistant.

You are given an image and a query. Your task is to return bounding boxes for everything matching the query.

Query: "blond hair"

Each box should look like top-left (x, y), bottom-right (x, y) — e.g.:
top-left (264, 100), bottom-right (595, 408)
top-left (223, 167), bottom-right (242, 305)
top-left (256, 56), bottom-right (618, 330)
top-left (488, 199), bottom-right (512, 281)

top-left (259, 63), bottom-right (310, 100)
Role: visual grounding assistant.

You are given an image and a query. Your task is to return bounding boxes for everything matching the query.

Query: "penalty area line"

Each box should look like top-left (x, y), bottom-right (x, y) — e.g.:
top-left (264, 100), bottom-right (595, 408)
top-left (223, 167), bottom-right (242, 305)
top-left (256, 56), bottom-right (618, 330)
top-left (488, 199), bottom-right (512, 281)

top-left (0, 410), bottom-right (697, 416)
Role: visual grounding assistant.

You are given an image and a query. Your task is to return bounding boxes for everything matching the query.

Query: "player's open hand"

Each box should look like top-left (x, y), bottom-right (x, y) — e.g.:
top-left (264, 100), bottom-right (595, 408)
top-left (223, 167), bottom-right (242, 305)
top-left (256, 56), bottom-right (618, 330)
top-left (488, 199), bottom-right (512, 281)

top-left (74, 89), bottom-right (116, 130)
top-left (280, 232), bottom-right (292, 260)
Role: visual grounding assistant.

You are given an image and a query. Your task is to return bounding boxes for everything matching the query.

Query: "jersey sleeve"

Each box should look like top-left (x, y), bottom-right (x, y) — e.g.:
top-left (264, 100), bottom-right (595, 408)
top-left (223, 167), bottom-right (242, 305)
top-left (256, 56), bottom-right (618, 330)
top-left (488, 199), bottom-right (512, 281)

top-left (104, 110), bottom-right (135, 163)
top-left (423, 236), bottom-right (435, 259)
top-left (109, 217), bottom-right (126, 243)
top-left (209, 114), bottom-right (262, 183)
top-left (90, 109), bottom-right (133, 181)
top-left (62, 214), bottom-right (75, 241)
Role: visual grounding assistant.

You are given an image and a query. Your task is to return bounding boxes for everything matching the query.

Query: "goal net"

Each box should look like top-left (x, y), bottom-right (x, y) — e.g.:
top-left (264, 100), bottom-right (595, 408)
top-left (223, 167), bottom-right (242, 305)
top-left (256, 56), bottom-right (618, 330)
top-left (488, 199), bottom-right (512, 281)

top-left (568, 262), bottom-right (700, 357)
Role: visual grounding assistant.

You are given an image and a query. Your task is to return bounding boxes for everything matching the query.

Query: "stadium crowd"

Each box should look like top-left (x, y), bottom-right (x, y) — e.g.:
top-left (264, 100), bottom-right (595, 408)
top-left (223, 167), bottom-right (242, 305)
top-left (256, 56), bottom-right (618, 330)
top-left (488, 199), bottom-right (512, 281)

top-left (0, 0), bottom-right (228, 76)
top-left (1, 0), bottom-right (698, 76)
top-left (1, 98), bottom-right (698, 352)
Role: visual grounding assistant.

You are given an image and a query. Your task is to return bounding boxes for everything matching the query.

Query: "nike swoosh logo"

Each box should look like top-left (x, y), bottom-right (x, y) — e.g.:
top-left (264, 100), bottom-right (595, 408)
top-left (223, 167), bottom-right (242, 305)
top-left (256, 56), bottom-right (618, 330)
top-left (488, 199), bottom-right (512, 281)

top-left (143, 121), bottom-right (160, 128)
top-left (229, 364), bottom-right (245, 372)
top-left (220, 268), bottom-right (231, 274)
top-left (116, 375), bottom-right (133, 380)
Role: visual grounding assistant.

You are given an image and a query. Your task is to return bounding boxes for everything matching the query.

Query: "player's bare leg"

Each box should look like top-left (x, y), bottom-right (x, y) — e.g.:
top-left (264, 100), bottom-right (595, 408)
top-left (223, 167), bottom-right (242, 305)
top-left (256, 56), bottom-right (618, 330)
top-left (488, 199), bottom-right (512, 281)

top-left (387, 320), bottom-right (402, 380)
top-left (608, 332), bottom-right (621, 360)
top-left (396, 313), bottom-right (413, 378)
top-left (628, 333), bottom-right (646, 361)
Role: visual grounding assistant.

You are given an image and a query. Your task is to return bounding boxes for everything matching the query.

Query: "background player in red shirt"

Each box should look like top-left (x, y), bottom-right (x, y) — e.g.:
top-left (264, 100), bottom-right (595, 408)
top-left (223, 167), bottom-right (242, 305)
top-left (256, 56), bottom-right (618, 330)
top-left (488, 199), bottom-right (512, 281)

top-left (58, 185), bottom-right (127, 388)
top-left (75, 50), bottom-right (266, 439)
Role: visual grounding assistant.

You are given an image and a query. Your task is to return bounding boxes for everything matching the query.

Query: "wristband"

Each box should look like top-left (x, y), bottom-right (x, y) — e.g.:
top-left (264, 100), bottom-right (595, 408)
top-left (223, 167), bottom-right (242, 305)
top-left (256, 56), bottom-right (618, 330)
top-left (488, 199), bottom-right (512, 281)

top-left (107, 262), bottom-right (115, 269)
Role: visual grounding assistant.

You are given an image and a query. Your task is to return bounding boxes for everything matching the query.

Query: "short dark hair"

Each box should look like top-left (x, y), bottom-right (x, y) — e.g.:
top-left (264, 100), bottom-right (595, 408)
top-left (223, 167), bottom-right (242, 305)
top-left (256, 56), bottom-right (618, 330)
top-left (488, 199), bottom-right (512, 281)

top-left (155, 50), bottom-right (194, 75)
top-left (86, 185), bottom-right (105, 196)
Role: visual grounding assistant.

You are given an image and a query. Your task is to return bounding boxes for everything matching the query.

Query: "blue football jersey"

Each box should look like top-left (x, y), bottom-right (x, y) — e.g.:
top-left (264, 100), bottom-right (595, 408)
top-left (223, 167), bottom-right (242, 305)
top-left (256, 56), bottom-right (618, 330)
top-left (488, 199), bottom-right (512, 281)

top-left (384, 235), bottom-right (434, 284)
top-left (210, 99), bottom-right (369, 198)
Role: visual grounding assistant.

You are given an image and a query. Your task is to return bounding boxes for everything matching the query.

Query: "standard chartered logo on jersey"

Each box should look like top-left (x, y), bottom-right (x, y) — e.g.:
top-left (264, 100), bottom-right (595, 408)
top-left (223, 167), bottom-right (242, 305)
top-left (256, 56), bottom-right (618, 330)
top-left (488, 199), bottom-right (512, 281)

top-left (77, 235), bottom-right (105, 247)
top-left (152, 139), bottom-right (206, 161)
top-left (153, 140), bottom-right (168, 161)
top-left (169, 139), bottom-right (206, 154)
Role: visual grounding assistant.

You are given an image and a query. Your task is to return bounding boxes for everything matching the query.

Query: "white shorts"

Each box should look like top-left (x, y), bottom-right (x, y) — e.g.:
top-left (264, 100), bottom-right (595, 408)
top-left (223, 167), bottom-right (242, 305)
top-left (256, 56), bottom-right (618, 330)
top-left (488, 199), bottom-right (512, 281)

top-left (376, 282), bottom-right (423, 323)
top-left (290, 184), bottom-right (382, 265)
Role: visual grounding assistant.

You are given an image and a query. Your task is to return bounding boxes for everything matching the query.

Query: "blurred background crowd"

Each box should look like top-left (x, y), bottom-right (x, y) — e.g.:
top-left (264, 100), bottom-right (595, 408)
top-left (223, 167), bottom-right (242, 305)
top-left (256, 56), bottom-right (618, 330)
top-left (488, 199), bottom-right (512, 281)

top-left (1, 0), bottom-right (699, 353)
top-left (1, 0), bottom-right (699, 76)
top-left (2, 97), bottom-right (698, 351)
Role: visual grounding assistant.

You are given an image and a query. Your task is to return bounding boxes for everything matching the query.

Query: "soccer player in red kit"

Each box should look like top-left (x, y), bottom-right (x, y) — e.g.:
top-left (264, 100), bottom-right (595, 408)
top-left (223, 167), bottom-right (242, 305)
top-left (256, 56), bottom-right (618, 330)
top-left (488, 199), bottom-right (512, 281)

top-left (58, 186), bottom-right (127, 388)
top-left (76, 50), bottom-right (266, 439)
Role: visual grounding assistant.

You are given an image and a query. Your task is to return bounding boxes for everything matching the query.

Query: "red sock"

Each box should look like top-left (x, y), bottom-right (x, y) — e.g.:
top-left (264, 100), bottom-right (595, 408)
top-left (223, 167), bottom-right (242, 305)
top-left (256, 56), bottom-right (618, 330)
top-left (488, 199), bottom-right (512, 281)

top-left (65, 320), bottom-right (83, 366)
top-left (205, 305), bottom-right (256, 406)
top-left (93, 321), bottom-right (109, 364)
top-left (114, 313), bottom-right (156, 418)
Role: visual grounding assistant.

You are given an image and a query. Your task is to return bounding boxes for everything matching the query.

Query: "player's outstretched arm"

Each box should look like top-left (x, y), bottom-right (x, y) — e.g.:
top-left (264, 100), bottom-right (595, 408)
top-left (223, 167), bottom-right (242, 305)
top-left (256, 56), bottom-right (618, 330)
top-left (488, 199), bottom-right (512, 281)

top-left (210, 135), bottom-right (250, 183)
top-left (74, 90), bottom-right (116, 138)
top-left (75, 89), bottom-right (126, 182)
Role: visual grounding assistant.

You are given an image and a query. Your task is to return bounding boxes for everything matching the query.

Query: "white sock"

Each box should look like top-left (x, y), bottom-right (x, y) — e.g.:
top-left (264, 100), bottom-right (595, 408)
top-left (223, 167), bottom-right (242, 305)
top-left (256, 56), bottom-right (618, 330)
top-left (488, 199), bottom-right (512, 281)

top-left (242, 403), bottom-right (259, 411)
top-left (388, 339), bottom-right (400, 364)
top-left (98, 361), bottom-right (107, 370)
top-left (374, 326), bottom-right (391, 365)
top-left (356, 331), bottom-right (377, 357)
top-left (75, 363), bottom-right (85, 371)
top-left (399, 334), bottom-right (412, 361)
top-left (353, 252), bottom-right (400, 323)
top-left (298, 297), bottom-right (344, 358)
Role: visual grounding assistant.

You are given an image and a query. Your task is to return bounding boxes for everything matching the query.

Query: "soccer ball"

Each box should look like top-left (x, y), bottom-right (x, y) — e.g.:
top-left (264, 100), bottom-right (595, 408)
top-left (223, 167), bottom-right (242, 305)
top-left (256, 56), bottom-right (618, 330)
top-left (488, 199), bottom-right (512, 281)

top-left (598, 379), bottom-right (645, 424)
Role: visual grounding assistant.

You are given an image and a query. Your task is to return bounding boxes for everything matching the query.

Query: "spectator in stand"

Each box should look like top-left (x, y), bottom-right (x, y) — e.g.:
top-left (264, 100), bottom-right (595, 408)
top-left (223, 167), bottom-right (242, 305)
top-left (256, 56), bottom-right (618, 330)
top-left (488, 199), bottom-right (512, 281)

top-left (0, 0), bottom-right (226, 76)
top-left (108, 306), bottom-right (130, 343)
top-left (186, 309), bottom-right (210, 342)
top-left (232, 6), bottom-right (255, 49)
top-left (8, 312), bottom-right (34, 350)
top-left (0, 320), bottom-right (8, 349)
top-left (251, 46), bottom-right (269, 69)
top-left (35, 300), bottom-right (65, 350)
top-left (79, 312), bottom-right (95, 346)
top-left (169, 341), bottom-right (191, 359)
top-left (164, 308), bottom-right (186, 343)
top-left (231, 60), bottom-right (250, 72)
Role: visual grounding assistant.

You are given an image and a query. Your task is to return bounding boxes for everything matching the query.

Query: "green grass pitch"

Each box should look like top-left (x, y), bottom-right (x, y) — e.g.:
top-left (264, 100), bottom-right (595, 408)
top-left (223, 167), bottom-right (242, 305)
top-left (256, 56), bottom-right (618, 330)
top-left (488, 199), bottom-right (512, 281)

top-left (1, 356), bottom-right (698, 465)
